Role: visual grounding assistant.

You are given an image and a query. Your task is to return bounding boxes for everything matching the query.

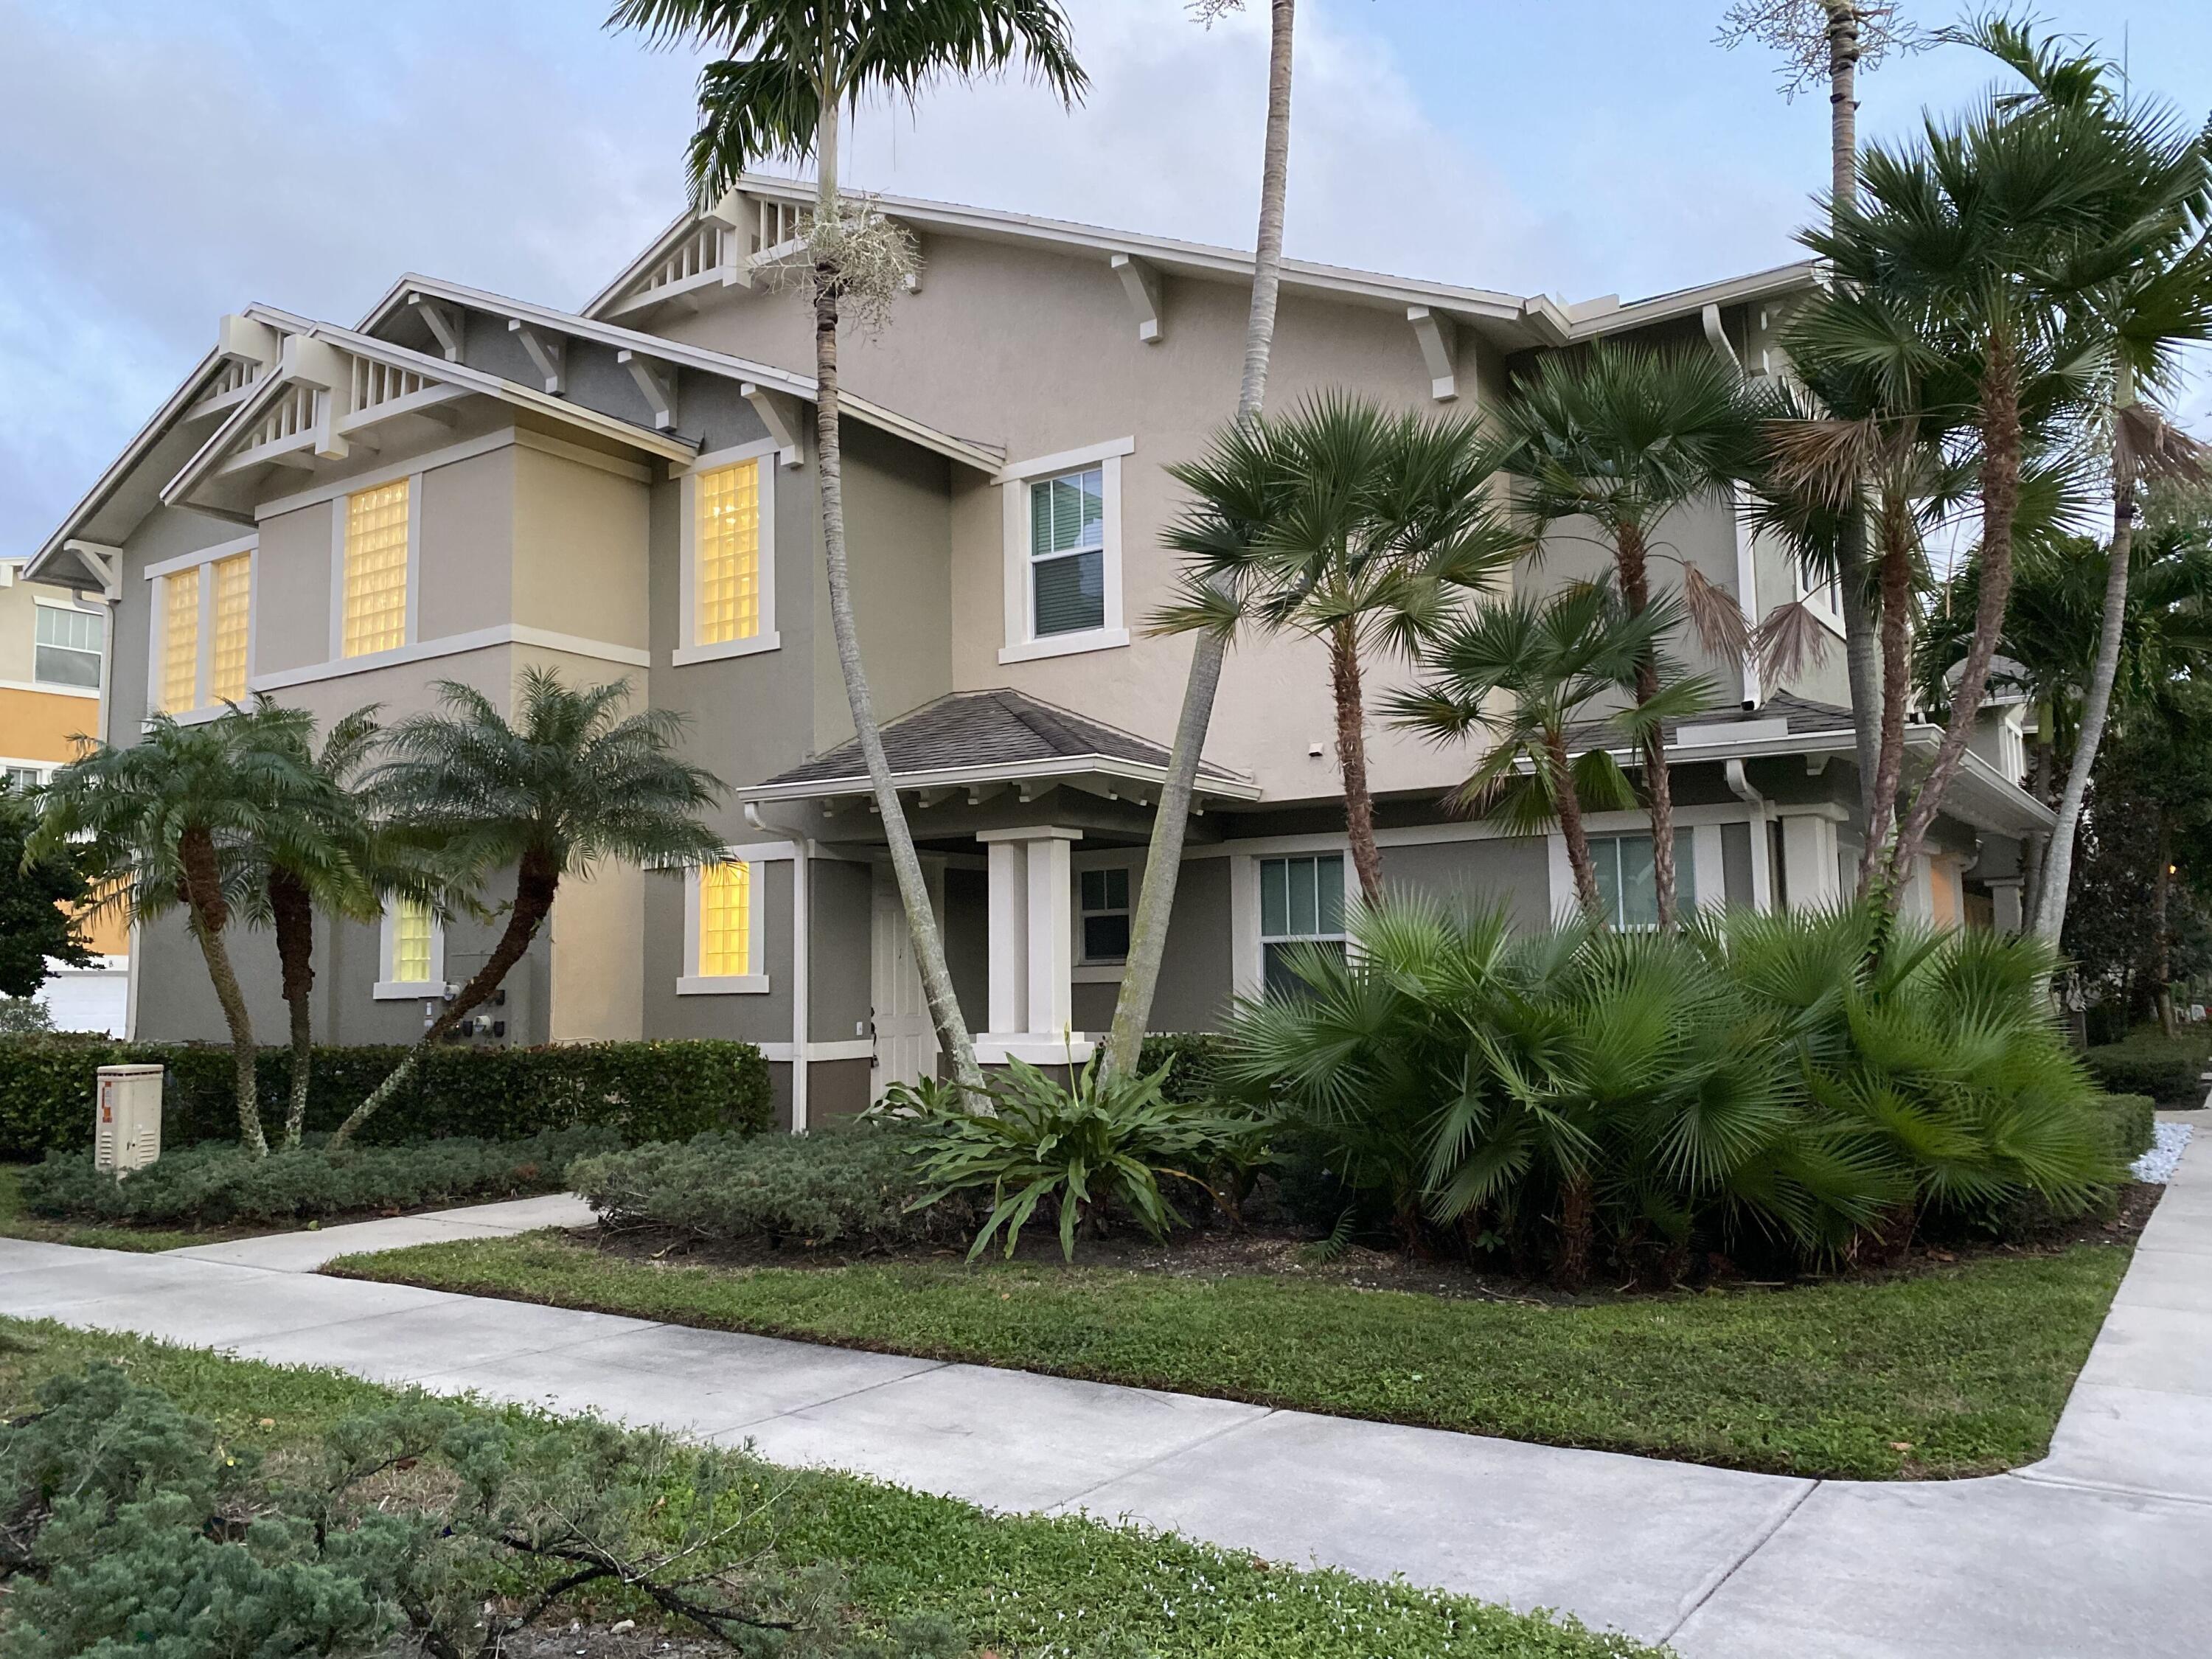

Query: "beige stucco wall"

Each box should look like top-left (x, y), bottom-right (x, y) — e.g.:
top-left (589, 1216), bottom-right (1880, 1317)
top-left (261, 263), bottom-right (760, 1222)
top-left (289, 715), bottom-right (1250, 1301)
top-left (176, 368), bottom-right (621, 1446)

top-left (511, 444), bottom-right (650, 652)
top-left (418, 448), bottom-right (517, 640)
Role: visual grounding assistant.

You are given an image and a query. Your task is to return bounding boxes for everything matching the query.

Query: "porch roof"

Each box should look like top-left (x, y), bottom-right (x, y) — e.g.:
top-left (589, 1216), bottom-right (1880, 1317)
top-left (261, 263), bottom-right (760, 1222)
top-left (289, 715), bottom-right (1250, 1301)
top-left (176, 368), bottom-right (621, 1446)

top-left (744, 688), bottom-right (1260, 805)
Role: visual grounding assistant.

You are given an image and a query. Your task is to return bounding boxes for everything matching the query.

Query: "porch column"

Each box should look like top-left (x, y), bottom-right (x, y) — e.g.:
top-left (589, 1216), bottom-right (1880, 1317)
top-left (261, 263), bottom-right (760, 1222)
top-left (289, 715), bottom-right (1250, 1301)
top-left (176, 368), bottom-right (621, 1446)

top-left (1987, 877), bottom-right (2025, 934)
top-left (1778, 812), bottom-right (1842, 914)
top-left (976, 826), bottom-right (1085, 1061)
top-left (1026, 832), bottom-right (1076, 1037)
top-left (984, 838), bottom-right (1028, 1035)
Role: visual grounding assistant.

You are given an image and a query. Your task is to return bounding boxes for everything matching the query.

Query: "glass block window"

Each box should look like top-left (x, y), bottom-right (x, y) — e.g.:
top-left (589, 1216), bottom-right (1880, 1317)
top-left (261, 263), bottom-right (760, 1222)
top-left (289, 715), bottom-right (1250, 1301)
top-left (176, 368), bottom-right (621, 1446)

top-left (696, 459), bottom-right (762, 645)
top-left (209, 554), bottom-right (251, 703)
top-left (343, 479), bottom-right (411, 658)
top-left (699, 861), bottom-right (751, 978)
top-left (1029, 466), bottom-right (1105, 636)
top-left (1259, 853), bottom-right (1346, 996)
top-left (1079, 866), bottom-right (1131, 963)
top-left (390, 897), bottom-right (435, 984)
top-left (159, 572), bottom-right (200, 714)
top-left (34, 605), bottom-right (103, 690)
top-left (1589, 830), bottom-right (1697, 930)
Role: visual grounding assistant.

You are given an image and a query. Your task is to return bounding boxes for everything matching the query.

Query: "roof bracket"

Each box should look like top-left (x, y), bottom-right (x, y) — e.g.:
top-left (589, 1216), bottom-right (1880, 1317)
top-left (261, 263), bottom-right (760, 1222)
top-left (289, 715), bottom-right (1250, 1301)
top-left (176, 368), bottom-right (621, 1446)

top-left (618, 349), bottom-right (678, 431)
top-left (741, 381), bottom-right (805, 467)
top-left (1110, 254), bottom-right (1163, 344)
top-left (407, 293), bottom-right (465, 362)
top-left (508, 320), bottom-right (566, 394)
top-left (63, 540), bottom-right (123, 602)
top-left (1406, 306), bottom-right (1458, 402)
top-left (1702, 303), bottom-right (1742, 376)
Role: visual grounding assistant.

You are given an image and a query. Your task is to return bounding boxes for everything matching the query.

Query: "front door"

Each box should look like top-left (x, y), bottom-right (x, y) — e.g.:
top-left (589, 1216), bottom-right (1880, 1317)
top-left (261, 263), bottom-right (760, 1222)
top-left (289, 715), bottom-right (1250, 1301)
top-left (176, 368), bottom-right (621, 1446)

top-left (870, 866), bottom-right (936, 1097)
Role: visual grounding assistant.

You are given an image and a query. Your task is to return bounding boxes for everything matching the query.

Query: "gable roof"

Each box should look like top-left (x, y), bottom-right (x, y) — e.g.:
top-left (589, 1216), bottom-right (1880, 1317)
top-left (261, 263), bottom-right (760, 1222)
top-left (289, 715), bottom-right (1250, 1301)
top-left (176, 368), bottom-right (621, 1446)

top-left (355, 274), bottom-right (1006, 471)
top-left (587, 175), bottom-right (1821, 353)
top-left (748, 687), bottom-right (1259, 802)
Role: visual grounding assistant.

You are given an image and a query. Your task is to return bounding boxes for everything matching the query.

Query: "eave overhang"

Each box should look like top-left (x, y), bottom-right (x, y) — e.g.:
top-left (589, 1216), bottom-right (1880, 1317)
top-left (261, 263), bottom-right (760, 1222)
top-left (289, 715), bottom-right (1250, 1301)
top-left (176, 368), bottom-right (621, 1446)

top-left (740, 753), bottom-right (1263, 809)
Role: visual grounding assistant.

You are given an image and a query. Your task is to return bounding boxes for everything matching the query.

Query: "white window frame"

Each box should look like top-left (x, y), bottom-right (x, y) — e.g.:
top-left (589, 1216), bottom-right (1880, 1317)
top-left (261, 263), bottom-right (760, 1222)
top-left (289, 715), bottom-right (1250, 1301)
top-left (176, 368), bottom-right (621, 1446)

top-left (674, 440), bottom-right (780, 665)
top-left (31, 598), bottom-right (106, 697)
top-left (1074, 860), bottom-right (1135, 970)
top-left (1793, 558), bottom-right (1843, 632)
top-left (373, 894), bottom-right (446, 999)
top-left (327, 473), bottom-right (423, 665)
top-left (678, 856), bottom-right (770, 994)
top-left (1, 758), bottom-right (55, 793)
top-left (995, 437), bottom-right (1133, 664)
top-left (144, 535), bottom-right (257, 723)
top-left (1256, 849), bottom-right (1350, 994)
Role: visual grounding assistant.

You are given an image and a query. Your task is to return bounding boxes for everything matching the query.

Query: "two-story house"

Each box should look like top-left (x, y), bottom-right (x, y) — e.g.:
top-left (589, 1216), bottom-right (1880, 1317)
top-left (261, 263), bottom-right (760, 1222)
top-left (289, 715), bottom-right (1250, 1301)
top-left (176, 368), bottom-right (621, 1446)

top-left (24, 178), bottom-right (2051, 1124)
top-left (0, 554), bottom-right (127, 1032)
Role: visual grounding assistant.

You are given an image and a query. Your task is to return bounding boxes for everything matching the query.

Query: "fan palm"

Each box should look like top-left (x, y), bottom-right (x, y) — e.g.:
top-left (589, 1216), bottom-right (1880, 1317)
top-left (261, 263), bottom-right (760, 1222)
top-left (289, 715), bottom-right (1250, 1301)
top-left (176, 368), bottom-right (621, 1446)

top-left (331, 670), bottom-right (726, 1144)
top-left (1152, 393), bottom-right (1520, 898)
top-left (608, 0), bottom-right (1085, 1093)
top-left (1108, 0), bottom-right (1298, 1081)
top-left (1499, 342), bottom-right (1767, 927)
top-left (29, 718), bottom-right (321, 1155)
top-left (1389, 579), bottom-right (1714, 922)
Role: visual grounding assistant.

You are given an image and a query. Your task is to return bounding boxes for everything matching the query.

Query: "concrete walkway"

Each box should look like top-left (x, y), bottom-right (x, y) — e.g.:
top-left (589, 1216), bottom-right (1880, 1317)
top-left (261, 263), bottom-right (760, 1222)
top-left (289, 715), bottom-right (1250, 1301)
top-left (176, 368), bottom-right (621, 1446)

top-left (4, 1155), bottom-right (2209, 1658)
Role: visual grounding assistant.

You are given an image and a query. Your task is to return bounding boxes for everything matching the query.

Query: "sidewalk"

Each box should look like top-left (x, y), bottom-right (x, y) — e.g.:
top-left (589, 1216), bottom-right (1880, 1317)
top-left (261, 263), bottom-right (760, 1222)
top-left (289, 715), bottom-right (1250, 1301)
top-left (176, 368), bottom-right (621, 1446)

top-left (2, 1150), bottom-right (2208, 1657)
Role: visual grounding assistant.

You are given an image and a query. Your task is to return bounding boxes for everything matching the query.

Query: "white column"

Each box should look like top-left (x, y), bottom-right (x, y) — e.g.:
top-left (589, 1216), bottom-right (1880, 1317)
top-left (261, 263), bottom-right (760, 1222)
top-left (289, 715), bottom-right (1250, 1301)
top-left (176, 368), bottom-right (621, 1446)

top-left (1988, 877), bottom-right (2024, 934)
top-left (1026, 832), bottom-right (1076, 1037)
top-left (984, 838), bottom-right (1029, 1036)
top-left (1778, 813), bottom-right (1841, 914)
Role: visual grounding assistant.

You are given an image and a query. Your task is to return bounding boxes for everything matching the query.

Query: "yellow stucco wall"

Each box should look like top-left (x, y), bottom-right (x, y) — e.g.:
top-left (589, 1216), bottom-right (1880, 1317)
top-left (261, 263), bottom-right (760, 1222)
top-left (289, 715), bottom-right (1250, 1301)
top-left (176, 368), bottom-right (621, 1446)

top-left (0, 684), bottom-right (99, 765)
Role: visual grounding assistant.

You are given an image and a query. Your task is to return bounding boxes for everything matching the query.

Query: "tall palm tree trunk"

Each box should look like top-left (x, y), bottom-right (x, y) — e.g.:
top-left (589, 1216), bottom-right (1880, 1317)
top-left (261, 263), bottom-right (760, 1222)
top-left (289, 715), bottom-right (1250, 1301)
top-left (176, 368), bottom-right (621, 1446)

top-left (1859, 496), bottom-right (1915, 891)
top-left (180, 825), bottom-right (264, 1157)
top-left (810, 105), bottom-right (979, 1091)
top-left (2032, 360), bottom-right (2137, 944)
top-left (268, 868), bottom-right (316, 1149)
top-left (1613, 524), bottom-right (1680, 928)
top-left (2154, 810), bottom-right (2175, 1035)
top-left (1545, 730), bottom-right (1604, 919)
top-left (1891, 332), bottom-right (2023, 883)
top-left (332, 857), bottom-right (560, 1146)
top-left (1329, 620), bottom-right (1384, 899)
top-left (1107, 0), bottom-right (1295, 1077)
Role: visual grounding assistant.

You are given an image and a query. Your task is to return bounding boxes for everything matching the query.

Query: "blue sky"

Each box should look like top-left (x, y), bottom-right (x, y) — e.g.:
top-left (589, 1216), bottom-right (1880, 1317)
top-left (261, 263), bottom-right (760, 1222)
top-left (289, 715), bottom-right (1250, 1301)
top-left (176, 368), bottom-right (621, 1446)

top-left (4, 0), bottom-right (2208, 553)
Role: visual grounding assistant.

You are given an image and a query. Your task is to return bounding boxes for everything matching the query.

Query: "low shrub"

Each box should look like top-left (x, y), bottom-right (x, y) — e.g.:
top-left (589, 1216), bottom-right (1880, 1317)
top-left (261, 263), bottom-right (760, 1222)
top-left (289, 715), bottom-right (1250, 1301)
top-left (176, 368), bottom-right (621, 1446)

top-left (1136, 1031), bottom-right (1234, 1104)
top-left (0, 1037), bottom-right (771, 1160)
top-left (2081, 1028), bottom-right (2208, 1107)
top-left (573, 1120), bottom-right (973, 1251)
top-left (2092, 1092), bottom-right (2158, 1167)
top-left (16, 1127), bottom-right (612, 1227)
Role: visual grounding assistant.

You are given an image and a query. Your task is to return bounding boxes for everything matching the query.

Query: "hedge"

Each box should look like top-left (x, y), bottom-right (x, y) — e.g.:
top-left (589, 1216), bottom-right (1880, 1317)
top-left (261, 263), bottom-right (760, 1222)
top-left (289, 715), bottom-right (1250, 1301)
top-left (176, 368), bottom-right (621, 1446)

top-left (0, 1039), bottom-right (772, 1160)
top-left (2093, 1093), bottom-right (2158, 1169)
top-left (2081, 1029), bottom-right (2209, 1108)
top-left (1135, 1031), bottom-right (1233, 1105)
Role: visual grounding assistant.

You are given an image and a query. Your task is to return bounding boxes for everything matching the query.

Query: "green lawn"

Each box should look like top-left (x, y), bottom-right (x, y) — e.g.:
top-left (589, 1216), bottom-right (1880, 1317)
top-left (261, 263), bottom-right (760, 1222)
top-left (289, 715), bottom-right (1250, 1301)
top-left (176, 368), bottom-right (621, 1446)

top-left (0, 1163), bottom-right (215, 1252)
top-left (0, 1316), bottom-right (1651, 1659)
top-left (330, 1230), bottom-right (2134, 1481)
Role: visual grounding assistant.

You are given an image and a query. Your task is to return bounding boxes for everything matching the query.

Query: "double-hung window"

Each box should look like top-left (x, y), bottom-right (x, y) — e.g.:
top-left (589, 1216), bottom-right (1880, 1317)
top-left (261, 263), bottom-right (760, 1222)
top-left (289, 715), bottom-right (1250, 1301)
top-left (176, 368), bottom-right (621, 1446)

top-left (34, 605), bottom-right (103, 691)
top-left (1259, 853), bottom-right (1347, 995)
top-left (676, 446), bottom-right (778, 664)
top-left (1589, 830), bottom-right (1696, 929)
top-left (341, 479), bottom-right (411, 658)
top-left (1029, 467), bottom-right (1106, 637)
top-left (147, 541), bottom-right (254, 717)
top-left (1079, 866), bottom-right (1131, 964)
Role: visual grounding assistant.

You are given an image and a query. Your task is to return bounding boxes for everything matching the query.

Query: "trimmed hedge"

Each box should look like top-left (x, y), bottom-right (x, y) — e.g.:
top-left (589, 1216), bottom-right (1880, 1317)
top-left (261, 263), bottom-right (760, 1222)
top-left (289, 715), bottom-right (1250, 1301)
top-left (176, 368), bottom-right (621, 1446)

top-left (2081, 1029), bottom-right (2209, 1109)
top-left (2094, 1093), bottom-right (2158, 1168)
top-left (18, 1127), bottom-right (613, 1227)
top-left (572, 1120), bottom-right (976, 1251)
top-left (1135, 1031), bottom-right (1232, 1105)
top-left (0, 1038), bottom-right (772, 1161)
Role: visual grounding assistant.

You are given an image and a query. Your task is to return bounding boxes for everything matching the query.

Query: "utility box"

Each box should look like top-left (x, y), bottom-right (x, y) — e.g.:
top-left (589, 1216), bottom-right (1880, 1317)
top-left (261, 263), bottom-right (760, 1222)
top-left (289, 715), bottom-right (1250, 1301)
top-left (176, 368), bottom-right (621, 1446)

top-left (94, 1065), bottom-right (163, 1175)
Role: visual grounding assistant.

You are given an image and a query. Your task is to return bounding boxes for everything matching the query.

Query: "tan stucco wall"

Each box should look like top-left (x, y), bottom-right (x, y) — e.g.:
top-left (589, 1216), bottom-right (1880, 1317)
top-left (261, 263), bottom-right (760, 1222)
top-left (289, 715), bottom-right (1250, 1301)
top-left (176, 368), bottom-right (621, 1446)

top-left (418, 448), bottom-right (517, 641)
top-left (510, 445), bottom-right (650, 651)
top-left (253, 500), bottom-right (336, 677)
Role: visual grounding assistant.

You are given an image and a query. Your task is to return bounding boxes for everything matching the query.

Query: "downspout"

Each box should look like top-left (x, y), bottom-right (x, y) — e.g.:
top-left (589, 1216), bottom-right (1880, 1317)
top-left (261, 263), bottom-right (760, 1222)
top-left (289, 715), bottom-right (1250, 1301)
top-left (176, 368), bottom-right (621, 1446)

top-left (746, 801), bottom-right (810, 1133)
top-left (1726, 757), bottom-right (1774, 911)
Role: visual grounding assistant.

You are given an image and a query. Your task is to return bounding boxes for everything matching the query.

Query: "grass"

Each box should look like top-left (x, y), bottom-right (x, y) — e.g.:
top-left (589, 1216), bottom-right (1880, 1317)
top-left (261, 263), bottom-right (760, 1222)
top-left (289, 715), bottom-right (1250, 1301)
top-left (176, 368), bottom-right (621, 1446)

top-left (0, 1316), bottom-right (1652, 1659)
top-left (0, 1162), bottom-right (216, 1252)
top-left (330, 1229), bottom-right (2136, 1481)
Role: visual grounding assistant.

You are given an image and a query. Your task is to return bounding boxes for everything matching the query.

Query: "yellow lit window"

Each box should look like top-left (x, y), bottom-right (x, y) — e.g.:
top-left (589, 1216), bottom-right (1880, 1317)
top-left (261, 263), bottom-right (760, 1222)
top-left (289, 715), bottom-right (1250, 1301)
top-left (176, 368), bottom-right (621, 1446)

top-left (343, 479), bottom-right (411, 658)
top-left (699, 862), bottom-right (751, 977)
top-left (210, 553), bottom-right (252, 704)
top-left (392, 898), bottom-right (434, 984)
top-left (696, 460), bottom-right (760, 645)
top-left (159, 572), bottom-right (201, 714)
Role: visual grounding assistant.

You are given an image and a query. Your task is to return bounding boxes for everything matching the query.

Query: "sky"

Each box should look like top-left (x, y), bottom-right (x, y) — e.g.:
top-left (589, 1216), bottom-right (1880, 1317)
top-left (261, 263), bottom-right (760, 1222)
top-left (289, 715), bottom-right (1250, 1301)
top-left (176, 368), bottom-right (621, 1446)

top-left (5, 0), bottom-right (2210, 554)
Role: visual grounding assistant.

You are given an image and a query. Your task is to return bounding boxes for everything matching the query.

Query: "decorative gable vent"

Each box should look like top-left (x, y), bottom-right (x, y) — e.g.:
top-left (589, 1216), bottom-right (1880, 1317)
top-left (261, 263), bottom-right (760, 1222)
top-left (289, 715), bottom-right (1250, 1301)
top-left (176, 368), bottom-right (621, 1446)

top-left (600, 190), bottom-right (815, 321)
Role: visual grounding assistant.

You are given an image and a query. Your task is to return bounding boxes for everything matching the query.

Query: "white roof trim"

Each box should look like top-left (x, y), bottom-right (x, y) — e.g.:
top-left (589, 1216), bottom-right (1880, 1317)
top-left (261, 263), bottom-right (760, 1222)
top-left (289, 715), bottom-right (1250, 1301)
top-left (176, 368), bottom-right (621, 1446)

top-left (740, 752), bottom-right (1263, 805)
top-left (357, 273), bottom-right (1006, 473)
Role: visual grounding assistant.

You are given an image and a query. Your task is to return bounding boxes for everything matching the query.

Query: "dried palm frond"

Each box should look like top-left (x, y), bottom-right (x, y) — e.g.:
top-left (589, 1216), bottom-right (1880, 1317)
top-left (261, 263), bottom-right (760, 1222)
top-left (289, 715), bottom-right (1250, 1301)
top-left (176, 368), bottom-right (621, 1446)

top-left (1756, 599), bottom-right (1834, 686)
top-left (1680, 564), bottom-right (1753, 661)
top-left (2118, 402), bottom-right (2211, 490)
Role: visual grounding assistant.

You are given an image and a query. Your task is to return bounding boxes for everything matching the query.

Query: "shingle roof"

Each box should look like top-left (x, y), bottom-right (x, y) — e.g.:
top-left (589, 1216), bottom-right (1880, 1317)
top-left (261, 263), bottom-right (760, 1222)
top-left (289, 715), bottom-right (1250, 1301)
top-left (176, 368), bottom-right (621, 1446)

top-left (757, 689), bottom-right (1251, 792)
top-left (1566, 690), bottom-right (1860, 754)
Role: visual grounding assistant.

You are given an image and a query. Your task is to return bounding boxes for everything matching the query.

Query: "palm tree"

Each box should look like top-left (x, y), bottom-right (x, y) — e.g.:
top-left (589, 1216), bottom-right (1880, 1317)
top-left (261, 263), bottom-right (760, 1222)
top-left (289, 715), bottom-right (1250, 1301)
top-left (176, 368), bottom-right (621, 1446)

top-left (1391, 580), bottom-right (1714, 922)
top-left (1719, 1), bottom-right (1921, 824)
top-left (1106, 0), bottom-right (1296, 1080)
top-left (331, 670), bottom-right (725, 1144)
top-left (227, 699), bottom-right (389, 1149)
top-left (608, 1), bottom-right (1085, 1094)
top-left (30, 718), bottom-right (318, 1155)
top-left (1799, 45), bottom-right (2143, 892)
top-left (1152, 394), bottom-right (1520, 898)
top-left (1499, 342), bottom-right (1765, 928)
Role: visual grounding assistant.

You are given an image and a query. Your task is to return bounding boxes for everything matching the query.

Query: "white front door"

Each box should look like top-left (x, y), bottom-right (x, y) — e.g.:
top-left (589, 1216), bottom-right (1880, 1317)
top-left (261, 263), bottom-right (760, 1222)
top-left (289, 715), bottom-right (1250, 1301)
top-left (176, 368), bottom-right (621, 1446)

top-left (870, 866), bottom-right (936, 1097)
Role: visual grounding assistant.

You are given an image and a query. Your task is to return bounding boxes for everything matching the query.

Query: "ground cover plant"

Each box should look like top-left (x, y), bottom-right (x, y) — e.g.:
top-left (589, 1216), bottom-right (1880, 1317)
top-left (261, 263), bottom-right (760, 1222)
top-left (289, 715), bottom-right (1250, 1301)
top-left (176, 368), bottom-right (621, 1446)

top-left (0, 1318), bottom-right (1652, 1659)
top-left (18, 1127), bottom-right (611, 1228)
top-left (330, 1220), bottom-right (2136, 1481)
top-left (0, 1164), bottom-right (215, 1253)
